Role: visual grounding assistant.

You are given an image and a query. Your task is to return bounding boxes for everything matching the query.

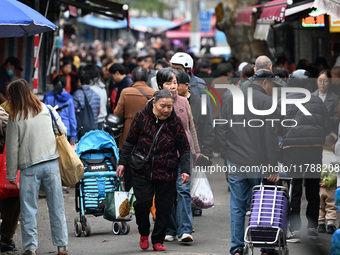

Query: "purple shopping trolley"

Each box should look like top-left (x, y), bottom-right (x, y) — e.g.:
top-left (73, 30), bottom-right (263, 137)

top-left (244, 178), bottom-right (292, 255)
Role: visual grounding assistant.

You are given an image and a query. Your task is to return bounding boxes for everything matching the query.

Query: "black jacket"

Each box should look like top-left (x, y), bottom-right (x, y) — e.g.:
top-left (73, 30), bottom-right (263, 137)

top-left (280, 93), bottom-right (331, 146)
top-left (216, 84), bottom-right (280, 167)
top-left (0, 66), bottom-right (11, 97)
top-left (188, 92), bottom-right (214, 158)
top-left (119, 99), bottom-right (191, 181)
top-left (311, 90), bottom-right (339, 133)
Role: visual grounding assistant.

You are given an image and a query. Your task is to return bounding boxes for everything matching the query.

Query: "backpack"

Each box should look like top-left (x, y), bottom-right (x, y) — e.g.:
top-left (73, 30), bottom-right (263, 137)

top-left (76, 89), bottom-right (96, 140)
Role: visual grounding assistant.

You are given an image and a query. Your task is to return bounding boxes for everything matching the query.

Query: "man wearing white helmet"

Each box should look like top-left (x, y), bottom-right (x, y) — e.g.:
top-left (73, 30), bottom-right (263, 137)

top-left (170, 52), bottom-right (213, 121)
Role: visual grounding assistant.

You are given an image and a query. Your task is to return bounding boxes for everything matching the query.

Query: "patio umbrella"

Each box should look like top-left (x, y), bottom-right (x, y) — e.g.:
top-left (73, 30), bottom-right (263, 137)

top-left (0, 0), bottom-right (56, 38)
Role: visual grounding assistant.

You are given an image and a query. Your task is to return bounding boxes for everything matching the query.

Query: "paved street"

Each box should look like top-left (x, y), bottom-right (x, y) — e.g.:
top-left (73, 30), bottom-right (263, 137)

top-left (8, 157), bottom-right (334, 255)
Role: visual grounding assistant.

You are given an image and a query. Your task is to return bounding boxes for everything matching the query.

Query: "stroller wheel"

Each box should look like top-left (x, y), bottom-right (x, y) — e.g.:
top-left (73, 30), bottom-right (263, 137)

top-left (83, 222), bottom-right (91, 237)
top-left (121, 222), bottom-right (130, 235)
top-left (113, 222), bottom-right (122, 235)
top-left (75, 222), bottom-right (82, 237)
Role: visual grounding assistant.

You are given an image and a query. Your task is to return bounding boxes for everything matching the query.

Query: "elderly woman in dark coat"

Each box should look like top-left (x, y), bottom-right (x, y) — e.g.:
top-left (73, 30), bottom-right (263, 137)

top-left (116, 90), bottom-right (190, 251)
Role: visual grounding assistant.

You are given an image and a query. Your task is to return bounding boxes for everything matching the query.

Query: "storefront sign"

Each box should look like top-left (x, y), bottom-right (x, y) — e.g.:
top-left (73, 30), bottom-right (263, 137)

top-left (254, 21), bottom-right (271, 41)
top-left (199, 11), bottom-right (211, 32)
top-left (302, 15), bottom-right (325, 27)
top-left (329, 16), bottom-right (340, 33)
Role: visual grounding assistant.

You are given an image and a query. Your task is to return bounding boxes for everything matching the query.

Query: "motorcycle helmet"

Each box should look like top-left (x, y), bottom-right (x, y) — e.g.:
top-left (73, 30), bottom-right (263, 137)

top-left (288, 69), bottom-right (314, 91)
top-left (170, 52), bottom-right (194, 69)
top-left (103, 114), bottom-right (124, 139)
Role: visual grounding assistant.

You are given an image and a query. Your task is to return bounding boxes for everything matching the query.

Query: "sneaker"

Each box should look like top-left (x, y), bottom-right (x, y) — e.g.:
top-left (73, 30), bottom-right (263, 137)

top-left (140, 236), bottom-right (149, 250)
top-left (23, 247), bottom-right (37, 255)
top-left (327, 224), bottom-right (337, 234)
top-left (178, 233), bottom-right (193, 242)
top-left (57, 246), bottom-right (68, 255)
top-left (233, 248), bottom-right (243, 255)
top-left (153, 243), bottom-right (166, 251)
top-left (1, 240), bottom-right (16, 252)
top-left (245, 210), bottom-right (251, 216)
top-left (164, 235), bottom-right (176, 242)
top-left (287, 230), bottom-right (300, 243)
top-left (318, 223), bottom-right (326, 233)
top-left (307, 228), bottom-right (319, 239)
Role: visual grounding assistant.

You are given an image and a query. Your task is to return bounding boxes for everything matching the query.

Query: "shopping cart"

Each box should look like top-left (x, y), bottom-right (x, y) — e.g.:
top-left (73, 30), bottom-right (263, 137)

top-left (244, 177), bottom-right (292, 255)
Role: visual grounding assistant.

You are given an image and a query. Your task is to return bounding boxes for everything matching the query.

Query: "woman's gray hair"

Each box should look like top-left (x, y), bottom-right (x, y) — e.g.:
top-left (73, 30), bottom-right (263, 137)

top-left (154, 89), bottom-right (173, 103)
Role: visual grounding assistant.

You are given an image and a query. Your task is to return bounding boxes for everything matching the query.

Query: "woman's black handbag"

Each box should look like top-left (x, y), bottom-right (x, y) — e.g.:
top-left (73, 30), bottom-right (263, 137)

top-left (129, 123), bottom-right (164, 170)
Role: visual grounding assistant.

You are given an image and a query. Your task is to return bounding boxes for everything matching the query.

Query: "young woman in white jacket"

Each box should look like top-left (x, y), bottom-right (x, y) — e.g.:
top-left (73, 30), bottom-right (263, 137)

top-left (5, 79), bottom-right (69, 255)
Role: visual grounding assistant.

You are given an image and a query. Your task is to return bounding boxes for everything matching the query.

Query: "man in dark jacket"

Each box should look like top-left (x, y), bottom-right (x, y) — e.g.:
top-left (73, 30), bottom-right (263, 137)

top-left (109, 64), bottom-right (133, 109)
top-left (0, 56), bottom-right (23, 97)
top-left (216, 69), bottom-right (281, 255)
top-left (280, 70), bottom-right (332, 242)
top-left (241, 55), bottom-right (286, 93)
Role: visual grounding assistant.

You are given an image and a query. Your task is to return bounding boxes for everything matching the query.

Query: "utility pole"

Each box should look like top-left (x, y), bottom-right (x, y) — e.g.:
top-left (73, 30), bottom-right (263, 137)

top-left (189, 0), bottom-right (200, 53)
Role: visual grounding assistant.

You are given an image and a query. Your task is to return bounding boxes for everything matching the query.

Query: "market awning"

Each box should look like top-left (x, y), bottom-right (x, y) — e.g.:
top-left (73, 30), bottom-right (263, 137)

top-left (313, 0), bottom-right (340, 20)
top-left (236, 4), bottom-right (264, 26)
top-left (285, 1), bottom-right (314, 17)
top-left (58, 0), bottom-right (127, 20)
top-left (77, 15), bottom-right (126, 29)
top-left (77, 15), bottom-right (175, 32)
top-left (259, 0), bottom-right (288, 22)
top-left (166, 30), bottom-right (215, 39)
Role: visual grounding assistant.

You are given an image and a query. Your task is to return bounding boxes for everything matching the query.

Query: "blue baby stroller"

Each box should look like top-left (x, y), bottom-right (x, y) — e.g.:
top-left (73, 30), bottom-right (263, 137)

top-left (74, 130), bottom-right (130, 237)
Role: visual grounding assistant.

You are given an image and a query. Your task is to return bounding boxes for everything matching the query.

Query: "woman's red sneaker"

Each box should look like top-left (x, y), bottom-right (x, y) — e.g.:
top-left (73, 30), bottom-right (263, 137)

top-left (140, 236), bottom-right (149, 250)
top-left (153, 243), bottom-right (166, 251)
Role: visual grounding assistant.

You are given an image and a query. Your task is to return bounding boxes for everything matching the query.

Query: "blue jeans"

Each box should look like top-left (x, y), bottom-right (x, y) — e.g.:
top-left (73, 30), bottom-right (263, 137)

top-left (227, 161), bottom-right (260, 255)
top-left (166, 165), bottom-right (193, 237)
top-left (19, 159), bottom-right (68, 251)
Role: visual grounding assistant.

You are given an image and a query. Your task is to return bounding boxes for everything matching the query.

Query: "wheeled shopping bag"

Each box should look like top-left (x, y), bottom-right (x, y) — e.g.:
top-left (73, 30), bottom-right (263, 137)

top-left (74, 130), bottom-right (132, 237)
top-left (244, 178), bottom-right (292, 255)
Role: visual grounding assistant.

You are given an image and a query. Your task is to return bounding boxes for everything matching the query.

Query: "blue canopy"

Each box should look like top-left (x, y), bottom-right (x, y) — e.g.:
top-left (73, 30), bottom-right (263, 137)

top-left (77, 15), bottom-right (126, 30)
top-left (77, 15), bottom-right (175, 31)
top-left (0, 0), bottom-right (56, 37)
top-left (131, 17), bottom-right (174, 29)
top-left (77, 130), bottom-right (119, 161)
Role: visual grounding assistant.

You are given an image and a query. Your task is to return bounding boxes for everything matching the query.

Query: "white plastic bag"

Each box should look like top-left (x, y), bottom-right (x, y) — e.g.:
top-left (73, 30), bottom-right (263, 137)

top-left (104, 191), bottom-right (133, 221)
top-left (191, 169), bottom-right (214, 209)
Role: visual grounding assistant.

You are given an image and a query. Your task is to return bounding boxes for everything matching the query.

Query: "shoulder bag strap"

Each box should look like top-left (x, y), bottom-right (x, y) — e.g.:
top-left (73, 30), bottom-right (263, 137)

top-left (145, 122), bottom-right (165, 160)
top-left (82, 89), bottom-right (91, 108)
top-left (134, 87), bottom-right (149, 100)
top-left (47, 106), bottom-right (62, 135)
